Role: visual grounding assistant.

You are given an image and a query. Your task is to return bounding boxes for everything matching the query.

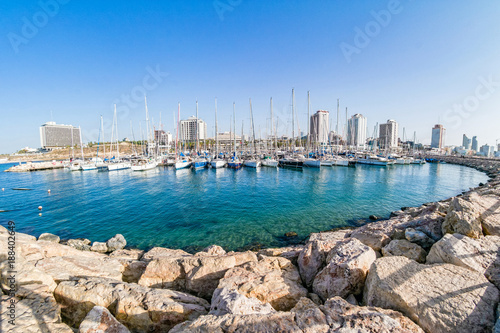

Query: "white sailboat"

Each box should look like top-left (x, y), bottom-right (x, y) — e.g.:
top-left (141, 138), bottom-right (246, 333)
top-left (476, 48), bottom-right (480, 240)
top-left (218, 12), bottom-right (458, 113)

top-left (132, 97), bottom-right (157, 171)
top-left (210, 98), bottom-right (227, 169)
top-left (174, 103), bottom-right (192, 170)
top-left (262, 97), bottom-right (278, 167)
top-left (303, 91), bottom-right (320, 168)
top-left (108, 104), bottom-right (131, 171)
top-left (244, 98), bottom-right (261, 168)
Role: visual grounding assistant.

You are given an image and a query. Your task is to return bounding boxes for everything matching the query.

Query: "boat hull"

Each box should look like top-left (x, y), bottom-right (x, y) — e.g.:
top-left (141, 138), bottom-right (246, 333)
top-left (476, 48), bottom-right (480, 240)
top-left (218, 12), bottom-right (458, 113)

top-left (193, 161), bottom-right (208, 170)
top-left (131, 162), bottom-right (157, 171)
top-left (278, 160), bottom-right (303, 168)
top-left (107, 162), bottom-right (131, 171)
top-left (81, 164), bottom-right (97, 171)
top-left (210, 160), bottom-right (227, 169)
top-left (304, 159), bottom-right (321, 168)
top-left (227, 161), bottom-right (242, 169)
top-left (262, 159), bottom-right (278, 167)
top-left (174, 161), bottom-right (191, 170)
top-left (244, 160), bottom-right (261, 168)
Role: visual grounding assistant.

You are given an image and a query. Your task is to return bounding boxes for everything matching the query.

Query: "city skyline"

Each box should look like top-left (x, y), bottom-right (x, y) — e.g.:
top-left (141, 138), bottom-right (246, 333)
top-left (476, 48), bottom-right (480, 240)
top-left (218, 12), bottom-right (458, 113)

top-left (1, 1), bottom-right (500, 153)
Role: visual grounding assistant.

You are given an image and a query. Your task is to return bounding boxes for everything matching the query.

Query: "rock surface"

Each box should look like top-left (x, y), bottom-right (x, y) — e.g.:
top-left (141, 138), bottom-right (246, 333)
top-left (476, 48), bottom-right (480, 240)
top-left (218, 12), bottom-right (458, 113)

top-left (106, 234), bottom-right (127, 252)
top-left (382, 239), bottom-right (427, 263)
top-left (442, 196), bottom-right (484, 238)
top-left (216, 255), bottom-right (308, 311)
top-left (312, 238), bottom-right (376, 301)
top-left (469, 193), bottom-right (500, 236)
top-left (55, 277), bottom-right (209, 331)
top-left (405, 228), bottom-right (435, 248)
top-left (66, 239), bottom-right (92, 251)
top-left (38, 232), bottom-right (60, 243)
top-left (364, 256), bottom-right (499, 333)
top-left (1, 286), bottom-right (73, 333)
top-left (297, 230), bottom-right (349, 287)
top-left (426, 233), bottom-right (500, 288)
top-left (90, 241), bottom-right (108, 253)
top-left (79, 306), bottom-right (130, 333)
top-left (138, 250), bottom-right (257, 299)
top-left (0, 254), bottom-right (57, 293)
top-left (209, 287), bottom-right (276, 316)
top-left (171, 296), bottom-right (424, 333)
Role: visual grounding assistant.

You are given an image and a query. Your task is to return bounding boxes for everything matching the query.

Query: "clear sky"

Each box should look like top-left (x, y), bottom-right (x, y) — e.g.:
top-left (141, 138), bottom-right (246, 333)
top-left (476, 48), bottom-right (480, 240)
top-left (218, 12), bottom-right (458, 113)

top-left (1, 0), bottom-right (499, 153)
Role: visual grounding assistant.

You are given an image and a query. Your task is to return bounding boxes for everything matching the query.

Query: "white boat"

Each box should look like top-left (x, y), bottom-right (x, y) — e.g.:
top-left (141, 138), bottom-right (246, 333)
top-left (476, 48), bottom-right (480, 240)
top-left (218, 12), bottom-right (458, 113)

top-left (131, 159), bottom-right (157, 171)
top-left (107, 161), bottom-right (131, 171)
top-left (303, 158), bottom-right (321, 168)
top-left (81, 162), bottom-right (97, 171)
top-left (411, 158), bottom-right (426, 164)
top-left (244, 159), bottom-right (261, 168)
top-left (210, 159), bottom-right (227, 169)
top-left (175, 160), bottom-right (191, 170)
top-left (357, 155), bottom-right (394, 166)
top-left (334, 158), bottom-right (350, 167)
top-left (69, 161), bottom-right (82, 171)
top-left (262, 158), bottom-right (278, 167)
top-left (320, 159), bottom-right (334, 166)
top-left (193, 158), bottom-right (208, 170)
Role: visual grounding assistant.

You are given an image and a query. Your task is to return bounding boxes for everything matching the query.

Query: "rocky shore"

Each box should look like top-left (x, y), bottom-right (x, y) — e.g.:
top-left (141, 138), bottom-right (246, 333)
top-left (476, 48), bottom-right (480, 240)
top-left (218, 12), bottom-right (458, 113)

top-left (1, 155), bottom-right (500, 332)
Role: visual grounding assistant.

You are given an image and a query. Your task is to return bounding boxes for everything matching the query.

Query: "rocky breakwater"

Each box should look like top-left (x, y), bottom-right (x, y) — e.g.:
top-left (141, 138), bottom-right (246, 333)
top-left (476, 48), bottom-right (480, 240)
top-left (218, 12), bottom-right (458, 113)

top-left (0, 155), bottom-right (499, 332)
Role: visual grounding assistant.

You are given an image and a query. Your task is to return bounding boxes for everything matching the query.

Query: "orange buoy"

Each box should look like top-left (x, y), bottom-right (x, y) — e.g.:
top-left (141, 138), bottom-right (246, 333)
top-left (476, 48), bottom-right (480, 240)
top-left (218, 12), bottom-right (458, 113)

top-left (38, 206), bottom-right (42, 210)
top-left (38, 213), bottom-right (42, 216)
top-left (48, 189), bottom-right (51, 193)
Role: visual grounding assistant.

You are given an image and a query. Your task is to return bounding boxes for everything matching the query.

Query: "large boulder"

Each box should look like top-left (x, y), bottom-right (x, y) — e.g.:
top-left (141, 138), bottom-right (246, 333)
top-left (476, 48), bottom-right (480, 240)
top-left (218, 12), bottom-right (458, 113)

top-left (38, 232), bottom-right (60, 243)
top-left (106, 234), bottom-right (127, 252)
top-left (1, 286), bottom-right (73, 333)
top-left (297, 230), bottom-right (349, 287)
top-left (79, 306), bottom-right (130, 333)
top-left (404, 228), bottom-right (435, 248)
top-left (312, 238), bottom-right (376, 301)
top-left (468, 193), bottom-right (500, 236)
top-left (382, 239), bottom-right (427, 263)
top-left (350, 215), bottom-right (411, 251)
top-left (170, 312), bottom-right (303, 333)
top-left (426, 233), bottom-right (500, 288)
top-left (66, 239), bottom-right (92, 251)
top-left (34, 252), bottom-right (124, 283)
top-left (215, 255), bottom-right (308, 311)
top-left (364, 256), bottom-right (499, 333)
top-left (141, 247), bottom-right (192, 261)
top-left (54, 277), bottom-right (209, 331)
top-left (171, 296), bottom-right (424, 333)
top-left (209, 287), bottom-right (275, 316)
top-left (0, 254), bottom-right (57, 293)
top-left (138, 250), bottom-right (258, 299)
top-left (110, 249), bottom-right (147, 283)
top-left (258, 245), bottom-right (304, 265)
top-left (90, 241), bottom-right (108, 253)
top-left (442, 196), bottom-right (483, 238)
top-left (197, 245), bottom-right (226, 256)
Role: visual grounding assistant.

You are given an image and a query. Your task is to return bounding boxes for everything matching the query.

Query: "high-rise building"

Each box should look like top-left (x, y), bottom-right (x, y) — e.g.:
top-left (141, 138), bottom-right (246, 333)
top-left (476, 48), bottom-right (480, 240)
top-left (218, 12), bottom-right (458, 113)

top-left (39, 122), bottom-right (81, 149)
top-left (472, 136), bottom-right (478, 151)
top-left (180, 116), bottom-right (207, 143)
top-left (462, 134), bottom-right (471, 150)
top-left (347, 114), bottom-right (367, 149)
top-left (480, 144), bottom-right (495, 157)
top-left (310, 110), bottom-right (329, 145)
top-left (379, 119), bottom-right (399, 149)
top-left (431, 124), bottom-right (445, 149)
top-left (155, 130), bottom-right (173, 146)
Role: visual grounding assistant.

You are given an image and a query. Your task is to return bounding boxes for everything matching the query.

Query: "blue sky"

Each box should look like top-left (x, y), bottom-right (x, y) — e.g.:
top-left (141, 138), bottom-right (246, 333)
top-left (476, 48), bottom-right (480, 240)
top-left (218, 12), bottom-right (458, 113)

top-left (1, 0), bottom-right (499, 153)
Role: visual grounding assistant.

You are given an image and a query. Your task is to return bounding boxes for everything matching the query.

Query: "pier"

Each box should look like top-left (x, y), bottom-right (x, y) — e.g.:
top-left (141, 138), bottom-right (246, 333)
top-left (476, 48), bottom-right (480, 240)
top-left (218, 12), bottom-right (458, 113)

top-left (4, 160), bottom-right (65, 172)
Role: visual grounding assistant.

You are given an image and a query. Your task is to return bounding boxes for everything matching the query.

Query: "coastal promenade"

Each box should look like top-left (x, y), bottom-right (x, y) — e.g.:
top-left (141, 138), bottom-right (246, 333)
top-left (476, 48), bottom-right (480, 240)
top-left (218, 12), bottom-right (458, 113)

top-left (1, 156), bottom-right (499, 332)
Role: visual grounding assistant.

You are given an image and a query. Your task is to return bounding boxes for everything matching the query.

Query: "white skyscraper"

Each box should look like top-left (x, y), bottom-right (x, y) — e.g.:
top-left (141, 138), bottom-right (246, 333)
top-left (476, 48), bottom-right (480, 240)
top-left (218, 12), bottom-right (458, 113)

top-left (347, 114), bottom-right (367, 149)
top-left (39, 121), bottom-right (81, 149)
top-left (431, 124), bottom-right (445, 149)
top-left (180, 116), bottom-right (207, 143)
top-left (310, 110), bottom-right (329, 145)
top-left (379, 119), bottom-right (399, 150)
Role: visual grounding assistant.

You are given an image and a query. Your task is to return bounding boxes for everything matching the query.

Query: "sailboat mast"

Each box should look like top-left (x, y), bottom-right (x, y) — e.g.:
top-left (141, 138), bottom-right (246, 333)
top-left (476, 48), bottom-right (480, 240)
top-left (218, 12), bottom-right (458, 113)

top-left (292, 88), bottom-right (295, 151)
top-left (336, 99), bottom-right (340, 149)
top-left (195, 100), bottom-right (199, 154)
top-left (79, 126), bottom-right (84, 160)
top-left (175, 103), bottom-right (180, 158)
top-left (114, 104), bottom-right (120, 161)
top-left (249, 98), bottom-right (256, 155)
top-left (215, 98), bottom-right (218, 156)
top-left (307, 91), bottom-right (310, 153)
top-left (270, 97), bottom-right (274, 155)
top-left (233, 102), bottom-right (236, 158)
top-left (144, 96), bottom-right (150, 156)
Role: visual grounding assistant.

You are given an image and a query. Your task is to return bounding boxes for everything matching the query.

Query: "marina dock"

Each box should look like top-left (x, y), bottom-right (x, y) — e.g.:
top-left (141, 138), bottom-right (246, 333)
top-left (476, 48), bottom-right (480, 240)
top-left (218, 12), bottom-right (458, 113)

top-left (5, 161), bottom-right (65, 172)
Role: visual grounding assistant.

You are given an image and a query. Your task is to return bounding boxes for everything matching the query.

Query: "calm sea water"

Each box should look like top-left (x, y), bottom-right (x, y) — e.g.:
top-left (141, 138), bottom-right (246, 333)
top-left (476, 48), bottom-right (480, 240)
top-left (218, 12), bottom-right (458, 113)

top-left (0, 162), bottom-right (488, 252)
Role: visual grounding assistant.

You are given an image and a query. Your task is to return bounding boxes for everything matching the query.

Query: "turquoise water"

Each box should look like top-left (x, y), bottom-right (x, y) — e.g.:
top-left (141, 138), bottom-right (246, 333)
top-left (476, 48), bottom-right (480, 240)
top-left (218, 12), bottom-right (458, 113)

top-left (0, 162), bottom-right (488, 252)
